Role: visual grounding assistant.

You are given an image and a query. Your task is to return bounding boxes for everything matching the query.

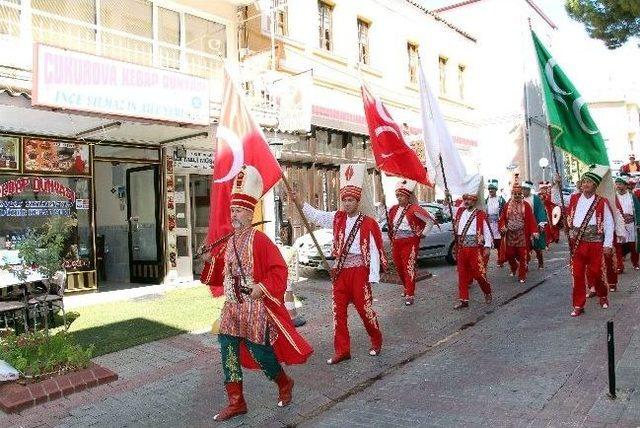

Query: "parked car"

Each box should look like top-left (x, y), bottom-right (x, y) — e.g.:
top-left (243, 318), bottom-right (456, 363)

top-left (294, 203), bottom-right (457, 271)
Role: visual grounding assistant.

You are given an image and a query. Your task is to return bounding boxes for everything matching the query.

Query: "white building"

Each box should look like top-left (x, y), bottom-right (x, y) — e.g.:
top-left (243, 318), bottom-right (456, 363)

top-left (426, 0), bottom-right (558, 188)
top-left (589, 98), bottom-right (640, 172)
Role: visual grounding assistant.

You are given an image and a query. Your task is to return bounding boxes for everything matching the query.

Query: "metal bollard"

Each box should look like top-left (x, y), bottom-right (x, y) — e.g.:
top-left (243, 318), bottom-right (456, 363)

top-left (607, 320), bottom-right (616, 399)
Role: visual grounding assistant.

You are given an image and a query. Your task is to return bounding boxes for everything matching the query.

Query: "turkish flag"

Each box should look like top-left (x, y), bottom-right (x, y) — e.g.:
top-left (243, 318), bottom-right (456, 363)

top-left (361, 84), bottom-right (431, 186)
top-left (207, 66), bottom-right (282, 248)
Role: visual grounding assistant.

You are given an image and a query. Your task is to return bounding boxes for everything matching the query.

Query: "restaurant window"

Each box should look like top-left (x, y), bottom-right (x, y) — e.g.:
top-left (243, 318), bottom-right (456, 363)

top-left (157, 7), bottom-right (181, 70)
top-left (0, 0), bottom-right (20, 37)
top-left (458, 64), bottom-right (466, 99)
top-left (357, 19), bottom-right (370, 65)
top-left (439, 55), bottom-right (448, 94)
top-left (100, 0), bottom-right (153, 65)
top-left (185, 14), bottom-right (226, 77)
top-left (318, 1), bottom-right (333, 51)
top-left (32, 0), bottom-right (96, 53)
top-left (0, 176), bottom-right (94, 272)
top-left (408, 42), bottom-right (419, 84)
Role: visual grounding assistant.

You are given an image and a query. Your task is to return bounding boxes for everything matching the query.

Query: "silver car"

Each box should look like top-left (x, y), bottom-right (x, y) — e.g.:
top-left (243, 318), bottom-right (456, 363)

top-left (295, 203), bottom-right (457, 270)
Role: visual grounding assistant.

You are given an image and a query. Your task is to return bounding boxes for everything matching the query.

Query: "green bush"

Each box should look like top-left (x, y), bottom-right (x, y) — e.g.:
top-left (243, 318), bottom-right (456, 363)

top-left (0, 331), bottom-right (93, 378)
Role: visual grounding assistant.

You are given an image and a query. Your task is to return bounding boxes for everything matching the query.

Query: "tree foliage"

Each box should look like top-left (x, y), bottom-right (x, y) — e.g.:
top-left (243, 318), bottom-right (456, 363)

top-left (565, 0), bottom-right (640, 49)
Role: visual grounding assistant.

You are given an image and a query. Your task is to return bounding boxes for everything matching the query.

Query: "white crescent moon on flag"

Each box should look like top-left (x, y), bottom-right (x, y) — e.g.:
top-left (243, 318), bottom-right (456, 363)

top-left (375, 125), bottom-right (400, 138)
top-left (375, 97), bottom-right (396, 125)
top-left (545, 58), bottom-right (571, 96)
top-left (572, 97), bottom-right (599, 135)
top-left (214, 126), bottom-right (245, 183)
top-left (553, 94), bottom-right (569, 110)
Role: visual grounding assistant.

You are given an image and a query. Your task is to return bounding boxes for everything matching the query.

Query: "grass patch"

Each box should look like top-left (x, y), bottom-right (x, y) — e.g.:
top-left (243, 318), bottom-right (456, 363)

top-left (67, 286), bottom-right (223, 357)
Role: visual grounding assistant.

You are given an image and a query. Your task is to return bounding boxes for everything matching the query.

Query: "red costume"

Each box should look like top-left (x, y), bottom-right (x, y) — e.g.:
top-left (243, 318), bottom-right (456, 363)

top-left (453, 203), bottom-right (493, 308)
top-left (498, 200), bottom-right (538, 282)
top-left (565, 165), bottom-right (614, 317)
top-left (540, 191), bottom-right (560, 244)
top-left (620, 160), bottom-right (640, 174)
top-left (388, 199), bottom-right (433, 303)
top-left (206, 230), bottom-right (313, 367)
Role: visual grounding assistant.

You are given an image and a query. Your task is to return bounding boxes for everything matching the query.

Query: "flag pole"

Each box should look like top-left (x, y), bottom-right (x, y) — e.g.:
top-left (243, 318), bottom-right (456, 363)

top-left (547, 126), bottom-right (573, 255)
top-left (439, 153), bottom-right (457, 241)
top-left (375, 169), bottom-right (394, 243)
top-left (281, 174), bottom-right (333, 273)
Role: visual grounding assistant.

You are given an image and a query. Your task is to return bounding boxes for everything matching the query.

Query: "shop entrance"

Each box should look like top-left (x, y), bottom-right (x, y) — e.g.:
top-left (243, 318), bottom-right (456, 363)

top-left (95, 161), bottom-right (163, 286)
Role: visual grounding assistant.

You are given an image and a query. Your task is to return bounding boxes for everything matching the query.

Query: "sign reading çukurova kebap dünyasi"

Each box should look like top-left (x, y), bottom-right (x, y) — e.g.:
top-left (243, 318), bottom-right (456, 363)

top-left (32, 44), bottom-right (210, 125)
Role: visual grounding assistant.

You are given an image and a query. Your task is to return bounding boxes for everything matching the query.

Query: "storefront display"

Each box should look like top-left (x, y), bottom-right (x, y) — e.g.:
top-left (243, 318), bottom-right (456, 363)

top-left (0, 136), bottom-right (19, 171)
top-left (0, 175), bottom-right (94, 272)
top-left (23, 138), bottom-right (90, 176)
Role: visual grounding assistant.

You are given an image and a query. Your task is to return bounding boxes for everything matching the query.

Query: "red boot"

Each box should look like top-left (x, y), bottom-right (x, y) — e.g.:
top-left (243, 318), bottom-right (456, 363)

top-left (274, 371), bottom-right (294, 407)
top-left (214, 382), bottom-right (247, 421)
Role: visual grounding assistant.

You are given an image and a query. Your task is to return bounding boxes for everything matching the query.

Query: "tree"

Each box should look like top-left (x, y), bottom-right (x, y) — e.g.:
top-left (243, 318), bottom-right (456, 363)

top-left (565, 0), bottom-right (640, 49)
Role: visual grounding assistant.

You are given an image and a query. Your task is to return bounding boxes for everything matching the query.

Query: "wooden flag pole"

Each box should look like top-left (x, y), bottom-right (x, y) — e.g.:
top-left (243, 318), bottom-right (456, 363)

top-left (281, 174), bottom-right (333, 274)
top-left (547, 126), bottom-right (573, 256)
top-left (439, 154), bottom-right (458, 241)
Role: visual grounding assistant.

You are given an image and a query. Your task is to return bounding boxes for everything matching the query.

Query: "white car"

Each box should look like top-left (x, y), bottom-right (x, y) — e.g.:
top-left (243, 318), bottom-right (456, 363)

top-left (294, 203), bottom-right (457, 271)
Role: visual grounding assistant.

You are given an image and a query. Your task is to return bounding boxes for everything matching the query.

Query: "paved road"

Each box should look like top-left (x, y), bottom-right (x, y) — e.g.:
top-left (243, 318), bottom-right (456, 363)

top-left (2, 244), bottom-right (639, 427)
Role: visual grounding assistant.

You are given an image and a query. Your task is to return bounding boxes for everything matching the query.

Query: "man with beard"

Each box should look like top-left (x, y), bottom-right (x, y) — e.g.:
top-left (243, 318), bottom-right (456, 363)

top-left (522, 180), bottom-right (548, 268)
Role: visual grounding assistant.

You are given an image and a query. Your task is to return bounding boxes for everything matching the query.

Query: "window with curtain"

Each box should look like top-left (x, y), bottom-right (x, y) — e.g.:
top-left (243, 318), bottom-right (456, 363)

top-left (100, 0), bottom-right (153, 65)
top-left (0, 0), bottom-right (20, 37)
top-left (318, 1), bottom-right (332, 51)
top-left (408, 42), bottom-right (419, 84)
top-left (32, 0), bottom-right (96, 53)
top-left (158, 7), bottom-right (180, 69)
top-left (357, 19), bottom-right (370, 65)
top-left (439, 56), bottom-right (448, 94)
top-left (458, 64), bottom-right (466, 99)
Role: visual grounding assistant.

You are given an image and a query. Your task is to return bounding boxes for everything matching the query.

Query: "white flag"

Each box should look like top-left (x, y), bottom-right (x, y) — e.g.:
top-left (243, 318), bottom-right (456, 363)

top-left (418, 59), bottom-right (481, 197)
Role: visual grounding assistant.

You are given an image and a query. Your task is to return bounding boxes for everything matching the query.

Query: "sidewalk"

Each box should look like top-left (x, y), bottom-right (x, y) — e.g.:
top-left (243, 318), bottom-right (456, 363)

top-left (1, 244), bottom-right (638, 427)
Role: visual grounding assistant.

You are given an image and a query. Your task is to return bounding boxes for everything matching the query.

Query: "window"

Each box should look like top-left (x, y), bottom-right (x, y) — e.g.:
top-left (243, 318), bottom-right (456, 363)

top-left (439, 56), bottom-right (448, 94)
top-left (408, 42), bottom-right (419, 84)
top-left (0, 0), bottom-right (20, 37)
top-left (32, 0), bottom-right (96, 53)
top-left (274, 0), bottom-right (288, 36)
top-left (458, 64), bottom-right (466, 99)
top-left (101, 0), bottom-right (153, 65)
top-left (357, 19), bottom-right (370, 65)
top-left (158, 7), bottom-right (180, 69)
top-left (318, 1), bottom-right (333, 51)
top-left (185, 14), bottom-right (226, 77)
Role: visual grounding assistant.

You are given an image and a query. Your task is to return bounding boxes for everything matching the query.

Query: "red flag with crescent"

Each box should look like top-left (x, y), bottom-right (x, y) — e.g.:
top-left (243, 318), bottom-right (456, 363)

top-left (361, 84), bottom-right (431, 186)
top-left (207, 66), bottom-right (282, 247)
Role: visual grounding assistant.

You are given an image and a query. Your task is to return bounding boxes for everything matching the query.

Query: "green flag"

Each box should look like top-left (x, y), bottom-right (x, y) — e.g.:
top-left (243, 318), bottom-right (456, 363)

top-left (531, 30), bottom-right (609, 166)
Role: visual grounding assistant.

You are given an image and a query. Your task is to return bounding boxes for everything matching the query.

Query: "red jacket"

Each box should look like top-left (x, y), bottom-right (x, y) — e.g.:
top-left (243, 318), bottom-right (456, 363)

top-left (454, 207), bottom-right (489, 247)
top-left (566, 193), bottom-right (609, 247)
top-left (621, 161), bottom-right (640, 174)
top-left (333, 211), bottom-right (387, 270)
top-left (388, 203), bottom-right (434, 238)
top-left (205, 230), bottom-right (313, 368)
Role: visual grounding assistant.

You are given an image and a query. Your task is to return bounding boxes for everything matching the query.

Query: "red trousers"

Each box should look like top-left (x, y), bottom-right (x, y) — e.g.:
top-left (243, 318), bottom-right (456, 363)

top-left (615, 242), bottom-right (625, 273)
top-left (615, 242), bottom-right (639, 272)
top-left (457, 246), bottom-right (492, 301)
top-left (484, 239), bottom-right (504, 267)
top-left (332, 266), bottom-right (382, 356)
top-left (392, 237), bottom-right (420, 297)
top-left (572, 241), bottom-right (607, 308)
top-left (505, 245), bottom-right (528, 281)
top-left (604, 251), bottom-right (617, 290)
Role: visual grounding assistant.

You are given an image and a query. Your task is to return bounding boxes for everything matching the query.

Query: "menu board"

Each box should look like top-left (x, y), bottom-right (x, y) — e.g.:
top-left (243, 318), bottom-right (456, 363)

top-left (0, 136), bottom-right (19, 171)
top-left (23, 138), bottom-right (90, 175)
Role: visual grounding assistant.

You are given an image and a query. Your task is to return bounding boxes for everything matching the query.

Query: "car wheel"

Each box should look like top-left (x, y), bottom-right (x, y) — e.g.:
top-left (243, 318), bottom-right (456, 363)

top-left (445, 242), bottom-right (457, 265)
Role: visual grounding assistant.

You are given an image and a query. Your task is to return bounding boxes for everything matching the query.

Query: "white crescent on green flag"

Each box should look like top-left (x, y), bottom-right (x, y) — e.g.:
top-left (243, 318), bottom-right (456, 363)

top-left (531, 30), bottom-right (609, 166)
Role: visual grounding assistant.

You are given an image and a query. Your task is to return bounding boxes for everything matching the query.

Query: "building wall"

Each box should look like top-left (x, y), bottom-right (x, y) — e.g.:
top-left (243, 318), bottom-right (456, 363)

top-left (435, 0), bottom-right (557, 188)
top-left (589, 100), bottom-right (640, 170)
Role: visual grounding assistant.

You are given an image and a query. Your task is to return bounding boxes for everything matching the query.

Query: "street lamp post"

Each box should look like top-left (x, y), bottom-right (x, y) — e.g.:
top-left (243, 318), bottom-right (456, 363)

top-left (539, 157), bottom-right (549, 182)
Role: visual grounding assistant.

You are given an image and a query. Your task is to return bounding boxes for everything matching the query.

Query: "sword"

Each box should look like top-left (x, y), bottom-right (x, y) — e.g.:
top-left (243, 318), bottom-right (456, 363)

top-left (194, 220), bottom-right (271, 259)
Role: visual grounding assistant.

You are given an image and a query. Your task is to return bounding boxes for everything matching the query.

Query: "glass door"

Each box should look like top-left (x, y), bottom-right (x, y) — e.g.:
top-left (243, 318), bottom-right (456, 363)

top-left (189, 175), bottom-right (211, 276)
top-left (126, 165), bottom-right (163, 283)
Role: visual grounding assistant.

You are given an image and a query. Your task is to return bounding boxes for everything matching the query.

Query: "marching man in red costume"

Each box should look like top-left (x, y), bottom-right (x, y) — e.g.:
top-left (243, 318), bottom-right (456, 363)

top-left (539, 182), bottom-right (560, 245)
top-left (615, 175), bottom-right (640, 272)
top-left (499, 179), bottom-right (539, 283)
top-left (388, 179), bottom-right (435, 306)
top-left (296, 164), bottom-right (386, 365)
top-left (565, 165), bottom-right (614, 317)
top-left (621, 153), bottom-right (640, 174)
top-left (453, 185), bottom-right (493, 309)
top-left (206, 165), bottom-right (313, 422)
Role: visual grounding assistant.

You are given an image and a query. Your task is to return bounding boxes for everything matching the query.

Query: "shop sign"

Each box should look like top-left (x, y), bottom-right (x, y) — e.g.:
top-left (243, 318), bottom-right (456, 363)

top-left (0, 177), bottom-right (77, 202)
top-left (24, 139), bottom-right (90, 175)
top-left (271, 71), bottom-right (312, 133)
top-left (32, 44), bottom-right (210, 125)
top-left (75, 199), bottom-right (90, 210)
top-left (174, 150), bottom-right (213, 171)
top-left (0, 136), bottom-right (19, 171)
top-left (0, 200), bottom-right (73, 218)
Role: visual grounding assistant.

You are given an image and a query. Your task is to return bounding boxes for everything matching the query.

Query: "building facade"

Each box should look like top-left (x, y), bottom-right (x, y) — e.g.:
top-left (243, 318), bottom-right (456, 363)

top-left (589, 99), bottom-right (640, 172)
